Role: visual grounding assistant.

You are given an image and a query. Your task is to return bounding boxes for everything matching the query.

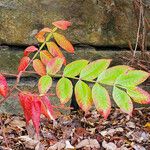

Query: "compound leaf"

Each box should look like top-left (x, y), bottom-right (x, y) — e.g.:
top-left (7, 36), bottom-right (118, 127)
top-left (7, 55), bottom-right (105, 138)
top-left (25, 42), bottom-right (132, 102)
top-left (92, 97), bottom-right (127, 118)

top-left (127, 87), bottom-right (150, 104)
top-left (53, 32), bottom-right (74, 53)
top-left (113, 86), bottom-right (133, 115)
top-left (46, 57), bottom-right (64, 75)
top-left (80, 59), bottom-right (111, 81)
top-left (56, 78), bottom-right (73, 104)
top-left (33, 59), bottom-right (46, 76)
top-left (38, 75), bottom-right (52, 95)
top-left (63, 60), bottom-right (89, 77)
top-left (40, 50), bottom-right (53, 65)
top-left (92, 83), bottom-right (111, 119)
top-left (0, 74), bottom-right (8, 97)
top-left (97, 65), bottom-right (132, 85)
top-left (75, 80), bottom-right (92, 112)
top-left (115, 70), bottom-right (149, 87)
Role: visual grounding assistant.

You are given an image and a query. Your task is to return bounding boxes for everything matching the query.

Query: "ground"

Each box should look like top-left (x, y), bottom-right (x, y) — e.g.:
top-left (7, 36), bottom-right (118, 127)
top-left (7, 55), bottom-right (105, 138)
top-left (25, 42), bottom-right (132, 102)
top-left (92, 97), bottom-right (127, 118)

top-left (0, 107), bottom-right (150, 150)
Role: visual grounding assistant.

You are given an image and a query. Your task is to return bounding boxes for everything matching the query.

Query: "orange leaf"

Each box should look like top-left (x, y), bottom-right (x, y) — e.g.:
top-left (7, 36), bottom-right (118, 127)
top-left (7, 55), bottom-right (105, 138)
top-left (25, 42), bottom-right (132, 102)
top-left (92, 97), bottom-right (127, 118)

top-left (46, 42), bottom-right (66, 64)
top-left (35, 27), bottom-right (52, 43)
top-left (33, 59), bottom-right (46, 76)
top-left (52, 20), bottom-right (71, 30)
top-left (53, 33), bottom-right (74, 53)
top-left (24, 46), bottom-right (38, 56)
top-left (18, 56), bottom-right (30, 73)
top-left (40, 50), bottom-right (53, 65)
top-left (0, 74), bottom-right (8, 97)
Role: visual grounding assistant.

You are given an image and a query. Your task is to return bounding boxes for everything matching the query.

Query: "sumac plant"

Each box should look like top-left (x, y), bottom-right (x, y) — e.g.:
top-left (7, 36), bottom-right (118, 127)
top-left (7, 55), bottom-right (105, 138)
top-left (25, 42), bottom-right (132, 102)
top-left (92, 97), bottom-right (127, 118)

top-left (0, 20), bottom-right (150, 136)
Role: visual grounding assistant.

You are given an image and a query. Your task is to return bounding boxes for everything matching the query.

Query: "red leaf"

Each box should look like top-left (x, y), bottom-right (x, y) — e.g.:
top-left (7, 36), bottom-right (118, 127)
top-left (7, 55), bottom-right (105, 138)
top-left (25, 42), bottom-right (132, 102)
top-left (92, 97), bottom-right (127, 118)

top-left (53, 33), bottom-right (74, 53)
top-left (35, 27), bottom-right (52, 42)
top-left (18, 56), bottom-right (30, 73)
top-left (41, 96), bottom-right (55, 120)
top-left (52, 20), bottom-right (71, 30)
top-left (0, 74), bottom-right (8, 97)
top-left (46, 42), bottom-right (66, 64)
top-left (31, 98), bottom-right (41, 135)
top-left (46, 57), bottom-right (64, 75)
top-left (33, 59), bottom-right (46, 76)
top-left (18, 92), bottom-right (33, 124)
top-left (24, 46), bottom-right (38, 56)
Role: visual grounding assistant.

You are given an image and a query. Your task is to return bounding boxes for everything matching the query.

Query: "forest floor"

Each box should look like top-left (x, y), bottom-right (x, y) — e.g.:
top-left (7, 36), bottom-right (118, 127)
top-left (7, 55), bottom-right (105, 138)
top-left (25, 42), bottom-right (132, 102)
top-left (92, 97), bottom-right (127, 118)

top-left (0, 107), bottom-right (150, 150)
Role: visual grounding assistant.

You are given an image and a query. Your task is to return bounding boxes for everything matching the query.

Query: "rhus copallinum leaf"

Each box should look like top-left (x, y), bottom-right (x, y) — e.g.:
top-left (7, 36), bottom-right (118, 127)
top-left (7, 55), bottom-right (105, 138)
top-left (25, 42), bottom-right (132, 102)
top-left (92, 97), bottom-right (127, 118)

top-left (40, 50), bottom-right (53, 65)
top-left (115, 70), bottom-right (149, 87)
top-left (113, 87), bottom-right (133, 115)
top-left (127, 87), bottom-right (150, 104)
top-left (31, 98), bottom-right (41, 135)
top-left (53, 32), bottom-right (74, 53)
top-left (41, 96), bottom-right (55, 120)
top-left (18, 92), bottom-right (33, 124)
top-left (33, 59), bottom-right (46, 76)
top-left (80, 59), bottom-right (111, 81)
top-left (0, 74), bottom-right (8, 97)
top-left (63, 60), bottom-right (89, 77)
top-left (46, 42), bottom-right (66, 64)
top-left (75, 80), bottom-right (92, 112)
top-left (92, 83), bottom-right (111, 119)
top-left (18, 56), bottom-right (30, 73)
top-left (24, 46), bottom-right (38, 56)
top-left (35, 27), bottom-right (52, 43)
top-left (52, 20), bottom-right (71, 30)
top-left (46, 57), bottom-right (64, 75)
top-left (38, 75), bottom-right (52, 95)
top-left (56, 78), bottom-right (73, 104)
top-left (97, 65), bottom-right (132, 85)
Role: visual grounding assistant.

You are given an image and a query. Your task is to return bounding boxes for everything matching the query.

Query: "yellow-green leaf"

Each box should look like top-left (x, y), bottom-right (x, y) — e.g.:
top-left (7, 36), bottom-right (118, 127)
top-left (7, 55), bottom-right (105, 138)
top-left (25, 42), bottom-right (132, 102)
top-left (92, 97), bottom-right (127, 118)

top-left (127, 87), bottom-right (150, 104)
top-left (113, 86), bottom-right (133, 115)
top-left (80, 59), bottom-right (111, 81)
top-left (92, 83), bottom-right (111, 119)
top-left (75, 80), bottom-right (92, 112)
top-left (40, 50), bottom-right (53, 65)
top-left (63, 60), bottom-right (89, 77)
top-left (38, 75), bottom-right (52, 95)
top-left (56, 78), bottom-right (73, 104)
top-left (97, 65), bottom-right (132, 85)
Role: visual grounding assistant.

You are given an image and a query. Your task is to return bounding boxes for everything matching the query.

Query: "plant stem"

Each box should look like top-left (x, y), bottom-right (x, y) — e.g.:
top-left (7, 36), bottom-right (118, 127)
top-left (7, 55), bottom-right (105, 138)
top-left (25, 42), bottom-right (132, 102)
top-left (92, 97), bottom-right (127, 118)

top-left (0, 28), bottom-right (57, 106)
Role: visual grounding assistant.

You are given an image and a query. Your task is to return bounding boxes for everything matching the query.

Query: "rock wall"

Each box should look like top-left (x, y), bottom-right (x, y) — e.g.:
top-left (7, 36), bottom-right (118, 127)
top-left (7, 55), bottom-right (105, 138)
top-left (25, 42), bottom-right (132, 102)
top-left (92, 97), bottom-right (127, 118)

top-left (0, 0), bottom-right (150, 46)
top-left (0, 0), bottom-right (150, 114)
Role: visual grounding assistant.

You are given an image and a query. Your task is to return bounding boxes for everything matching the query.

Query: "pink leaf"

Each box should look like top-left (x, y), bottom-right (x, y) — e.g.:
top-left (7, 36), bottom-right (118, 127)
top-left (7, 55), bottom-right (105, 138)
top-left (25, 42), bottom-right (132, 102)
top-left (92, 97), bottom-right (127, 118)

top-left (18, 56), bottom-right (30, 73)
top-left (24, 46), bottom-right (38, 56)
top-left (46, 57), bottom-right (64, 75)
top-left (0, 74), bottom-right (8, 97)
top-left (52, 20), bottom-right (71, 30)
top-left (41, 96), bottom-right (55, 120)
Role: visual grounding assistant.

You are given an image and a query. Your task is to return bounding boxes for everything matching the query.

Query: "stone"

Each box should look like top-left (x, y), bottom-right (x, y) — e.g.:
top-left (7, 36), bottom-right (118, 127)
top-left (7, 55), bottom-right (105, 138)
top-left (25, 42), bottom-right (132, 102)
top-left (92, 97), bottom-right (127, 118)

top-left (0, 0), bottom-right (150, 46)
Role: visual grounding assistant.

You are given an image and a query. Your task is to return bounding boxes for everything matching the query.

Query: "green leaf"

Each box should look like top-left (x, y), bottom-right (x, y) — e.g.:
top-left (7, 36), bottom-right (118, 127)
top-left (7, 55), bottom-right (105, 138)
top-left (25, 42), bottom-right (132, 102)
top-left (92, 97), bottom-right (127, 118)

top-left (75, 80), bottom-right (92, 112)
top-left (127, 87), bottom-right (150, 104)
top-left (46, 57), bottom-right (64, 75)
top-left (80, 59), bottom-right (111, 81)
top-left (97, 65), bottom-right (132, 85)
top-left (38, 75), bottom-right (52, 95)
top-left (63, 60), bottom-right (89, 77)
top-left (113, 86), bottom-right (133, 115)
top-left (56, 78), bottom-right (73, 104)
top-left (115, 70), bottom-right (149, 87)
top-left (92, 83), bottom-right (111, 119)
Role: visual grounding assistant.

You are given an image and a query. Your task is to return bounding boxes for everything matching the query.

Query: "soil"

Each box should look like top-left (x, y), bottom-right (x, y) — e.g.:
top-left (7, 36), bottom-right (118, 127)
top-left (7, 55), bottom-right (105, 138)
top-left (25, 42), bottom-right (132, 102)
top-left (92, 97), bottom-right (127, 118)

top-left (0, 107), bottom-right (150, 150)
